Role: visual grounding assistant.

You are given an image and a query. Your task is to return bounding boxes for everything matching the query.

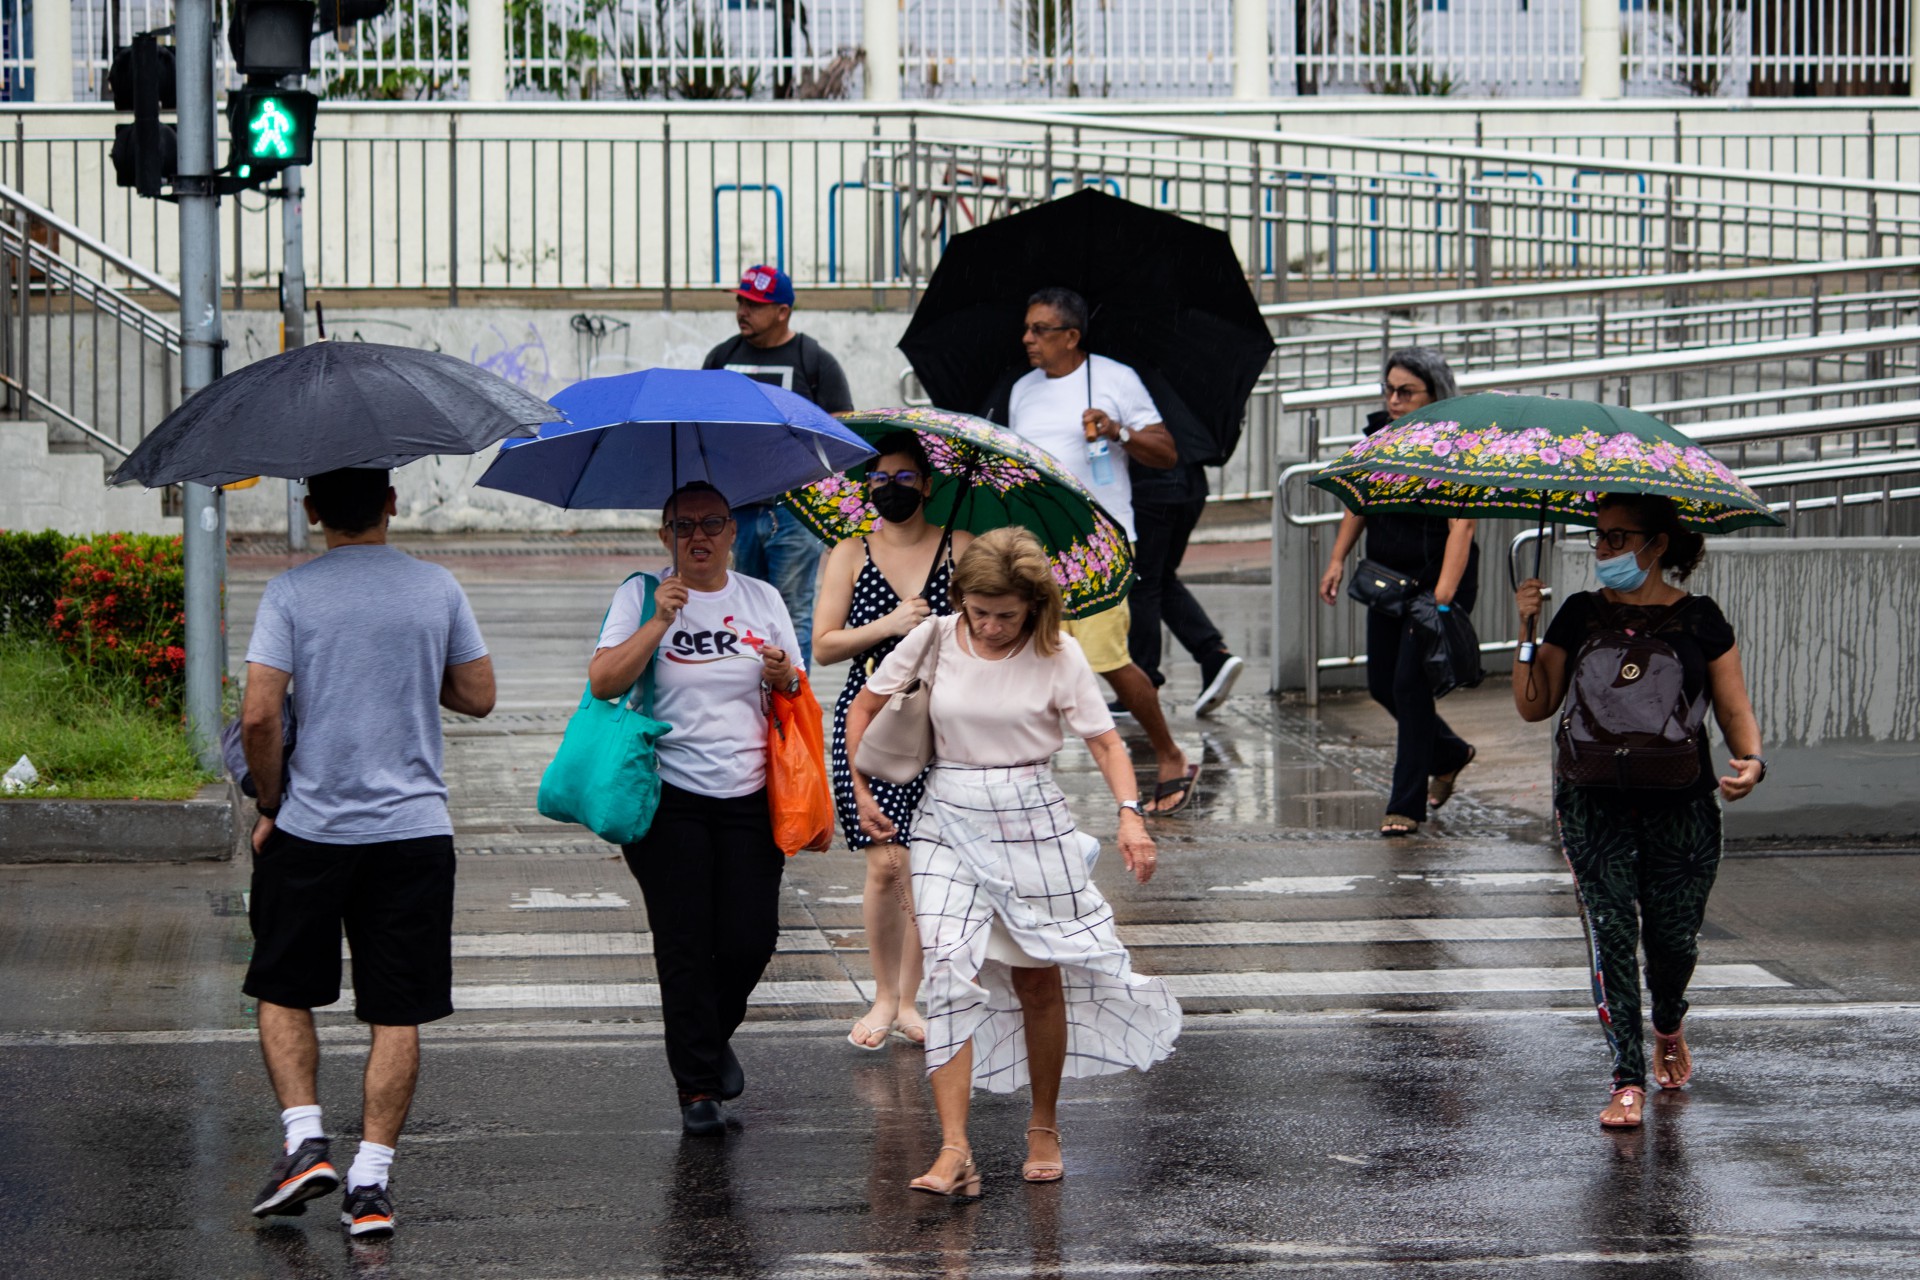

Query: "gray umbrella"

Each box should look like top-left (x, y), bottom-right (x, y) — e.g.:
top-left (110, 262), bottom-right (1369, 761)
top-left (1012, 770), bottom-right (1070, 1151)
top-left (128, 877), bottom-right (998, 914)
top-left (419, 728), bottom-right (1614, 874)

top-left (108, 341), bottom-right (566, 488)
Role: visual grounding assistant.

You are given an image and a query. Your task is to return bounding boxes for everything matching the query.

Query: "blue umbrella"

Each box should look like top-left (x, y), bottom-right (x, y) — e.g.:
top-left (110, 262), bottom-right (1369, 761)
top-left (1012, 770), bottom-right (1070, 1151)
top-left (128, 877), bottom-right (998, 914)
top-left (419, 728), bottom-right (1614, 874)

top-left (473, 367), bottom-right (874, 509)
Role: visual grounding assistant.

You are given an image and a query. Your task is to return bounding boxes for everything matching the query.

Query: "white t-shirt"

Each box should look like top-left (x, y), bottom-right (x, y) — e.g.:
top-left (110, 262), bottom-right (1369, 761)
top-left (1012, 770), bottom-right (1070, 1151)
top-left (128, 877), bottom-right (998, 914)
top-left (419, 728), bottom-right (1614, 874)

top-left (1007, 354), bottom-right (1162, 541)
top-left (595, 571), bottom-right (803, 799)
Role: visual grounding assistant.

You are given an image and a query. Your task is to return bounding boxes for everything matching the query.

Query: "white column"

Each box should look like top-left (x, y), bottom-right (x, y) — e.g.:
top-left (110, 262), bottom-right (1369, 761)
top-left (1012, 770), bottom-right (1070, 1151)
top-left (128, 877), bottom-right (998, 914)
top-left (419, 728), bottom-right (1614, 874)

top-left (1232, 0), bottom-right (1269, 101)
top-left (1580, 0), bottom-right (1622, 99)
top-left (1910, 0), bottom-right (1920, 98)
top-left (864, 0), bottom-right (899, 101)
top-left (36, 0), bottom-right (75, 102)
top-left (467, 0), bottom-right (508, 101)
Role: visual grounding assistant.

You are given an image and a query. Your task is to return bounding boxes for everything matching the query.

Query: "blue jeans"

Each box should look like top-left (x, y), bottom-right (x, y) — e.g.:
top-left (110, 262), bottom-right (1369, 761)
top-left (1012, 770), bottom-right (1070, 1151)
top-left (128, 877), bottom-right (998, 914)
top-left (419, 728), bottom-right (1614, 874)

top-left (731, 502), bottom-right (824, 667)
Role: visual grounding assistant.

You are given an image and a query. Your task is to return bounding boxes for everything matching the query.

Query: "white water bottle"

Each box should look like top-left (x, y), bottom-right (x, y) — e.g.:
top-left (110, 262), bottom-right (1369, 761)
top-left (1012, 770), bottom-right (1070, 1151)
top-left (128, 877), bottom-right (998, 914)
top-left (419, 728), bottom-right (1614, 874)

top-left (1087, 437), bottom-right (1115, 486)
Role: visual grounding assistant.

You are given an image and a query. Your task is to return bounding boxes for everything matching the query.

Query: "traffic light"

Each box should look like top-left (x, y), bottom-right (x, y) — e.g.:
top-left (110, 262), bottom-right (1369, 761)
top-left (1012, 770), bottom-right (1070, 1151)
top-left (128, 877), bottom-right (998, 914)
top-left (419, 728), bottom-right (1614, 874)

top-left (226, 88), bottom-right (318, 182)
top-left (107, 34), bottom-right (178, 198)
top-left (228, 1), bottom-right (317, 78)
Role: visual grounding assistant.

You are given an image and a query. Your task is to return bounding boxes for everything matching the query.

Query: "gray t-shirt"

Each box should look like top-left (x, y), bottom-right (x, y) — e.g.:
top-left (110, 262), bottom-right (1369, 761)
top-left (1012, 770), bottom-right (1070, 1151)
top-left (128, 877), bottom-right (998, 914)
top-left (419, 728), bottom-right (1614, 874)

top-left (246, 545), bottom-right (487, 844)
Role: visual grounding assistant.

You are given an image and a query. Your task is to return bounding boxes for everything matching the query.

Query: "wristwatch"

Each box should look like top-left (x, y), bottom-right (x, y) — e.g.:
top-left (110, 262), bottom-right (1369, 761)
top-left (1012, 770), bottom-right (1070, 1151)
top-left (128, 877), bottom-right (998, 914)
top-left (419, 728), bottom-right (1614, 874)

top-left (1117, 800), bottom-right (1143, 818)
top-left (1115, 424), bottom-right (1133, 446)
top-left (1735, 754), bottom-right (1768, 782)
top-left (257, 802), bottom-right (281, 820)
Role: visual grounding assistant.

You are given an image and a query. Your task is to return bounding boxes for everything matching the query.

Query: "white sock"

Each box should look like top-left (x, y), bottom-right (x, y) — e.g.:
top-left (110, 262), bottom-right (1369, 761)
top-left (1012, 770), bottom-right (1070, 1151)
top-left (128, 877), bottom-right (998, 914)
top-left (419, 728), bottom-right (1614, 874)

top-left (346, 1141), bottom-right (396, 1190)
top-left (281, 1104), bottom-right (324, 1153)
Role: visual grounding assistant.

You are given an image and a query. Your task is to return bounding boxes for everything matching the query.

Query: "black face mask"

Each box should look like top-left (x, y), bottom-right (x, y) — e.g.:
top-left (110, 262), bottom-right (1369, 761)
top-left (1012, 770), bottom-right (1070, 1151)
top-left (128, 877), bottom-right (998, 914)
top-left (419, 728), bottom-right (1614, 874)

top-left (871, 483), bottom-right (924, 523)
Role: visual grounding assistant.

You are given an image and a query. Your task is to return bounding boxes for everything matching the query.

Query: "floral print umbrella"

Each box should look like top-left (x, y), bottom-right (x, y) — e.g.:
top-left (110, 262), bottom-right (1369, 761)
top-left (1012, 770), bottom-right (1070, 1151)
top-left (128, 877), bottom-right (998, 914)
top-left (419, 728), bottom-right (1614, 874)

top-left (1310, 393), bottom-right (1782, 532)
top-left (781, 407), bottom-right (1135, 620)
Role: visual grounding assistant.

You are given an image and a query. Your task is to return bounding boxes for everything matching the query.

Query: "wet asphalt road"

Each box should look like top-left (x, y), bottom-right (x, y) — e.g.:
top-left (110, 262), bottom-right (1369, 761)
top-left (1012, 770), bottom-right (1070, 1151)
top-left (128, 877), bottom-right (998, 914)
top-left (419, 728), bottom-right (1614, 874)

top-left (3, 541), bottom-right (1919, 1278)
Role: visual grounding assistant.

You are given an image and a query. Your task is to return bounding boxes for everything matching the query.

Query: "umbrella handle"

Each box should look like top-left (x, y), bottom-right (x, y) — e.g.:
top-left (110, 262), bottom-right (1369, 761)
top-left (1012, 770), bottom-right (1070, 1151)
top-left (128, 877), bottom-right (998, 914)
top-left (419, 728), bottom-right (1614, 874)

top-left (1518, 496), bottom-right (1548, 666)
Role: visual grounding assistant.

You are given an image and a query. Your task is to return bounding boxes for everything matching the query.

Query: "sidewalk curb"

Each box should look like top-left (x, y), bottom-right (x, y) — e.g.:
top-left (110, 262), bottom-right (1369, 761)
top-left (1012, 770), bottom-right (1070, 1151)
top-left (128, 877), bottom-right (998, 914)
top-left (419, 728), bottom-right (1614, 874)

top-left (0, 781), bottom-right (243, 864)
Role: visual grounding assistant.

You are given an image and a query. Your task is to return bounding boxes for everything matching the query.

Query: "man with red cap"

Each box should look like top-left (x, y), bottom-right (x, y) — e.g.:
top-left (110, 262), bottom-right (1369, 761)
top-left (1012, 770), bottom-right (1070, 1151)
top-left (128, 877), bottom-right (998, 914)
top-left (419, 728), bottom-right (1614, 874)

top-left (702, 264), bottom-right (853, 666)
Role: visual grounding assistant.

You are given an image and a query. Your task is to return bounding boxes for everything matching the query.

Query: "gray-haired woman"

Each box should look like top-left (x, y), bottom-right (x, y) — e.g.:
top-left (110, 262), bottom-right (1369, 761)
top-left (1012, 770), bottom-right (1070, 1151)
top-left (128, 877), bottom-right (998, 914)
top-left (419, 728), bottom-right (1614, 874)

top-left (1317, 347), bottom-right (1481, 837)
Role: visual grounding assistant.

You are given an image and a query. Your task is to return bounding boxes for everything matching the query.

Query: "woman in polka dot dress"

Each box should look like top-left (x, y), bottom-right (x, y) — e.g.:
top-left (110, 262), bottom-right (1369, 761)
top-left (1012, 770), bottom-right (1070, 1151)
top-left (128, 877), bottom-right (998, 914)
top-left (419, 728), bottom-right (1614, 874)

top-left (814, 431), bottom-right (972, 1050)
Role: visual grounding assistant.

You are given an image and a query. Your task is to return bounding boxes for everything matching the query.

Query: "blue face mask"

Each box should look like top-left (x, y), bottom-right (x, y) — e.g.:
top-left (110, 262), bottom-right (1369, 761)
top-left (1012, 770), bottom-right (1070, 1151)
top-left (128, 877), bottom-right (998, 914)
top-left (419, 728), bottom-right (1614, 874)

top-left (1594, 548), bottom-right (1652, 592)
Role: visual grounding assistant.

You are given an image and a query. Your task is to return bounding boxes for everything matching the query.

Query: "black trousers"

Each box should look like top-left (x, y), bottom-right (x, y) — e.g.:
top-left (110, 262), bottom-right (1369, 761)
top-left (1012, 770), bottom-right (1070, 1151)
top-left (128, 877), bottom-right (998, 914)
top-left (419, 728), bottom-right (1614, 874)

top-left (1130, 496), bottom-right (1226, 687)
top-left (1366, 607), bottom-right (1474, 822)
top-left (623, 782), bottom-right (785, 1097)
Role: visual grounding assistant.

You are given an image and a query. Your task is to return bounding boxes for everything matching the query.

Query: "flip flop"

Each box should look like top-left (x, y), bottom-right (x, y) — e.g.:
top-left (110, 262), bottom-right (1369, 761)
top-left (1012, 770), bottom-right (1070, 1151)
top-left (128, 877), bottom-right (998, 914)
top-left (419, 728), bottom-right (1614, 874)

top-left (1429, 745), bottom-right (1478, 809)
top-left (891, 1019), bottom-right (927, 1046)
top-left (846, 1020), bottom-right (888, 1051)
top-left (1146, 764), bottom-right (1202, 816)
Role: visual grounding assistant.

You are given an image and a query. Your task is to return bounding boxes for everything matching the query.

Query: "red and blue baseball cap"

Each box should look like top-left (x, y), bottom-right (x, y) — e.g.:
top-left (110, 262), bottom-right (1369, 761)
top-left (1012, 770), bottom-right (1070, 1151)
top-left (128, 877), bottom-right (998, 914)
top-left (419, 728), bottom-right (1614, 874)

top-left (735, 264), bottom-right (794, 307)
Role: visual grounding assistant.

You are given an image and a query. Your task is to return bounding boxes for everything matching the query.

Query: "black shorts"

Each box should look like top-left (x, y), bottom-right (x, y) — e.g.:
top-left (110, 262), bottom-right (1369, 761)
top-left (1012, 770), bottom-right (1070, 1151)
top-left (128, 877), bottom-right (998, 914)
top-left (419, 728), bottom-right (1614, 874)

top-left (242, 828), bottom-right (456, 1026)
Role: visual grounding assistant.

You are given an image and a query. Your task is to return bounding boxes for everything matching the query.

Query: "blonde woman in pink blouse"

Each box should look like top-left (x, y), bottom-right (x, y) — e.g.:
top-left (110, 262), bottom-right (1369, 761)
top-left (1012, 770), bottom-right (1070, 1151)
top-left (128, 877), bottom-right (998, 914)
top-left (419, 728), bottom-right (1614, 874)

top-left (843, 527), bottom-right (1181, 1198)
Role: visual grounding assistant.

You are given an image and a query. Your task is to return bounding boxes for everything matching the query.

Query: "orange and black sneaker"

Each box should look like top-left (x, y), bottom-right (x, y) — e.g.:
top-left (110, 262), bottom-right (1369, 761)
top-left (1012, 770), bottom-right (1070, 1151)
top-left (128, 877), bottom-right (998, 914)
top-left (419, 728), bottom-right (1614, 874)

top-left (250, 1137), bottom-right (340, 1217)
top-left (340, 1183), bottom-right (396, 1239)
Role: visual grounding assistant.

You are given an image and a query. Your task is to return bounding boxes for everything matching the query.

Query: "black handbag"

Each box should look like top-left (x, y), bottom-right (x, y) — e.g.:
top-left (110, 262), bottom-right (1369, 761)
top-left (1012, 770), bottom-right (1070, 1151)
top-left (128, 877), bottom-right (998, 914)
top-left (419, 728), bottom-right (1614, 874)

top-left (1346, 558), bottom-right (1422, 616)
top-left (1407, 593), bottom-right (1486, 699)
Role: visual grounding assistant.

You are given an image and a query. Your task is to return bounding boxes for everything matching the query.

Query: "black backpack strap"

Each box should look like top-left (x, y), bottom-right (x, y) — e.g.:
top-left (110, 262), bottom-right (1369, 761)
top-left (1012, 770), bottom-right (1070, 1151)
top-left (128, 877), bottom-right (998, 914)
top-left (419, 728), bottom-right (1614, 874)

top-left (796, 333), bottom-right (824, 401)
top-left (918, 528), bottom-right (954, 601)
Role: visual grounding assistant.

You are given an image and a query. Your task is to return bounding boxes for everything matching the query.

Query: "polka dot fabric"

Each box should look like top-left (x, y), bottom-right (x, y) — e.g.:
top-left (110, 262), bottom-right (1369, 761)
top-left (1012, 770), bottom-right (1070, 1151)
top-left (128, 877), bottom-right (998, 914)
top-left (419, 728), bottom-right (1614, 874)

top-left (831, 541), bottom-right (955, 850)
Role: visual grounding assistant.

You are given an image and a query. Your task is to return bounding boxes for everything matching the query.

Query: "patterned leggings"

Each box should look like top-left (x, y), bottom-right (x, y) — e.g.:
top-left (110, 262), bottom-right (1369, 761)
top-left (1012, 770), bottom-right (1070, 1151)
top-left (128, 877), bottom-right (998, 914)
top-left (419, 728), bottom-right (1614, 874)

top-left (1554, 786), bottom-right (1724, 1091)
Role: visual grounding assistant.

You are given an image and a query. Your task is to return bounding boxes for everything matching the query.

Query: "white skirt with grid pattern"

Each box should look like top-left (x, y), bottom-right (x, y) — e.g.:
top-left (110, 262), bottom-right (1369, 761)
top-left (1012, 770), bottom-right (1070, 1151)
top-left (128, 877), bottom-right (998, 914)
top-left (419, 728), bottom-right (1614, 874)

top-left (910, 762), bottom-right (1181, 1094)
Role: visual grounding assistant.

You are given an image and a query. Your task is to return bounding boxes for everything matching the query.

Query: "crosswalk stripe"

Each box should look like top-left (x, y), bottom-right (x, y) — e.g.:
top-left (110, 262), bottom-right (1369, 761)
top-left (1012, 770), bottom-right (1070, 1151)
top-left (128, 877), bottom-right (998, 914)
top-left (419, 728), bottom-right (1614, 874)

top-left (413, 918), bottom-right (1585, 960)
top-left (1160, 964), bottom-right (1788, 999)
top-left (316, 964), bottom-right (1788, 1013)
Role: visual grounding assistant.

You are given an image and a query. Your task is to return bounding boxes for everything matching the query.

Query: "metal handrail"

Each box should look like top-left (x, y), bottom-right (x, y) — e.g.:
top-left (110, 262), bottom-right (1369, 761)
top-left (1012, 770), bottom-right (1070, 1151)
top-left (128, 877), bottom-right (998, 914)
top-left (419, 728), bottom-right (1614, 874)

top-left (922, 105), bottom-right (1920, 200)
top-left (0, 181), bottom-right (181, 301)
top-left (1281, 326), bottom-right (1920, 413)
top-left (1259, 256), bottom-right (1920, 324)
top-left (1636, 376), bottom-right (1920, 418)
top-left (1686, 402), bottom-right (1920, 447)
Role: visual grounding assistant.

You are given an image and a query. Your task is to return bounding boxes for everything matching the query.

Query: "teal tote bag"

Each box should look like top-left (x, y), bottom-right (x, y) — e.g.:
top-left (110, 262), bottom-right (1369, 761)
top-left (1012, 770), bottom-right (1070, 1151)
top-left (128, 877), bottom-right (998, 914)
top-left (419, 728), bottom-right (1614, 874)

top-left (536, 572), bottom-right (672, 845)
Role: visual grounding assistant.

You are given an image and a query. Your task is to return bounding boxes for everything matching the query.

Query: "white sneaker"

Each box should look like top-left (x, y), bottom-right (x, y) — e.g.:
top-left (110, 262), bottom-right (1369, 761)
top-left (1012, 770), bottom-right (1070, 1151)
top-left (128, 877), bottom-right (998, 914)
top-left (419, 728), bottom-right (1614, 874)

top-left (1191, 654), bottom-right (1244, 718)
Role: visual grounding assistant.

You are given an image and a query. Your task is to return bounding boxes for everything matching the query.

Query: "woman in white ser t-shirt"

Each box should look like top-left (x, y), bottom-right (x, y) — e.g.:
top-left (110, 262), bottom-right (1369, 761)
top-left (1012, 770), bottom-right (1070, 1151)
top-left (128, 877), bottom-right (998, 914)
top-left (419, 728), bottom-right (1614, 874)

top-left (843, 528), bottom-right (1182, 1197)
top-left (587, 482), bottom-right (803, 1138)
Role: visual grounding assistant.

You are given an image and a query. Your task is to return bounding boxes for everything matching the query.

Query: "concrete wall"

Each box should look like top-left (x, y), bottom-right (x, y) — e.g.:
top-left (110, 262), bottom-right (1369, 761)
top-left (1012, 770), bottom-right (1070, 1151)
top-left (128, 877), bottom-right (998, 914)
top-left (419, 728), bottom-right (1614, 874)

top-left (216, 305), bottom-right (922, 533)
top-left (1553, 537), bottom-right (1920, 840)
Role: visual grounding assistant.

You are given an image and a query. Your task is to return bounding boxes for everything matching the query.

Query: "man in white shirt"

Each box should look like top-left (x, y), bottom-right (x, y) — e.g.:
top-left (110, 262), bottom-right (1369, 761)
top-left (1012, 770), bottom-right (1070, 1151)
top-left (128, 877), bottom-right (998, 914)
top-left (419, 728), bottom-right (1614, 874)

top-left (1004, 287), bottom-right (1198, 815)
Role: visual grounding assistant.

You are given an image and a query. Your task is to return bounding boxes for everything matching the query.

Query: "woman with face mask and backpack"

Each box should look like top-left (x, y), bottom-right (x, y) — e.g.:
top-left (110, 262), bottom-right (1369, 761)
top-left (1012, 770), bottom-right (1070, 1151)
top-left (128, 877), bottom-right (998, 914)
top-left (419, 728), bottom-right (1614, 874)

top-left (814, 432), bottom-right (973, 1051)
top-left (1513, 494), bottom-right (1765, 1130)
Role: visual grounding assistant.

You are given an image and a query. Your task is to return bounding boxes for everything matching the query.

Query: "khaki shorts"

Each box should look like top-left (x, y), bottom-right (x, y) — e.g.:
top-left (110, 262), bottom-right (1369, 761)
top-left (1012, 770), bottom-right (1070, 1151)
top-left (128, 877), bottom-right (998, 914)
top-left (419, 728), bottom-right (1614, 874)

top-left (1061, 601), bottom-right (1132, 674)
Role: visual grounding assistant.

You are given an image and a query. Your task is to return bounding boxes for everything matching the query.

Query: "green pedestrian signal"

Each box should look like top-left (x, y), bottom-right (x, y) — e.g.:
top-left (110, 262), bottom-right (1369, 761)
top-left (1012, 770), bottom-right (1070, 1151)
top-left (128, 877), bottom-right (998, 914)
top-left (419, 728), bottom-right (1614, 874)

top-left (247, 96), bottom-right (297, 160)
top-left (224, 87), bottom-right (316, 188)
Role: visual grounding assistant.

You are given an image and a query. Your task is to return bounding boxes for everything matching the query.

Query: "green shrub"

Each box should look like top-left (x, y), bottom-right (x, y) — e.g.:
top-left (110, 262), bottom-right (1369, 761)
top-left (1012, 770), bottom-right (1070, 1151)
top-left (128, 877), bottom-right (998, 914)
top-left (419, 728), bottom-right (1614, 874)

top-left (0, 529), bottom-right (74, 635)
top-left (47, 533), bottom-right (188, 709)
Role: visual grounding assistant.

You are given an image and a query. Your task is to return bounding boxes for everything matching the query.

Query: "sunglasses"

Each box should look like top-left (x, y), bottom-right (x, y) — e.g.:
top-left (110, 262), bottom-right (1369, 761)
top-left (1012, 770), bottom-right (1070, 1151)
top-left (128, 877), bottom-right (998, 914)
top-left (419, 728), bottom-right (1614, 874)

top-left (1382, 382), bottom-right (1427, 401)
top-left (1023, 323), bottom-right (1073, 337)
top-left (866, 469), bottom-right (924, 490)
top-left (1586, 528), bottom-right (1651, 552)
top-left (667, 515), bottom-right (733, 539)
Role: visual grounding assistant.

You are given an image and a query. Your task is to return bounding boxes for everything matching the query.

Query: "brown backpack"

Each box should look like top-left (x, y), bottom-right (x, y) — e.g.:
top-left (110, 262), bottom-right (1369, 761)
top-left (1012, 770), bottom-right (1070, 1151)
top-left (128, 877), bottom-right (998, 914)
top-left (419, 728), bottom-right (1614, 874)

top-left (1554, 598), bottom-right (1708, 790)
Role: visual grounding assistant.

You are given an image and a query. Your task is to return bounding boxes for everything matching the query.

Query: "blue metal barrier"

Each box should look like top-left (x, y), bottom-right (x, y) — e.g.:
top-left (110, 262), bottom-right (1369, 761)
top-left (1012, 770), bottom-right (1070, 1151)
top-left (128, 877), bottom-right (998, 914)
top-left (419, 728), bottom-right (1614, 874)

top-left (712, 183), bottom-right (786, 282)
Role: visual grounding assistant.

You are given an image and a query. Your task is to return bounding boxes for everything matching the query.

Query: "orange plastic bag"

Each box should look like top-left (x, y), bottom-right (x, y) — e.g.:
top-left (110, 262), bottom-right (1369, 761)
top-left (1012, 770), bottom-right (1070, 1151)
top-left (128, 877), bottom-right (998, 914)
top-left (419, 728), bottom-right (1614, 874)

top-left (768, 670), bottom-right (834, 855)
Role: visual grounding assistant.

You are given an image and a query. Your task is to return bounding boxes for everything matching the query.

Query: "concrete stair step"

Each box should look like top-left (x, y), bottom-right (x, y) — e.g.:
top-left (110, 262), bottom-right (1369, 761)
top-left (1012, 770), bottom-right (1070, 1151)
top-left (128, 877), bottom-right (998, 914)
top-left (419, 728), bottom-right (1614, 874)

top-left (0, 420), bottom-right (175, 536)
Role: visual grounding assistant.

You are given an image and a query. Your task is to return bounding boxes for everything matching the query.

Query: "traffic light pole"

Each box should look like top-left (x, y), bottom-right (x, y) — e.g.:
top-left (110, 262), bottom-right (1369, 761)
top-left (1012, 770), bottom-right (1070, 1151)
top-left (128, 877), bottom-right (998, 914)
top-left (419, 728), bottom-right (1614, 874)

top-left (176, 0), bottom-right (227, 771)
top-left (282, 160), bottom-right (307, 551)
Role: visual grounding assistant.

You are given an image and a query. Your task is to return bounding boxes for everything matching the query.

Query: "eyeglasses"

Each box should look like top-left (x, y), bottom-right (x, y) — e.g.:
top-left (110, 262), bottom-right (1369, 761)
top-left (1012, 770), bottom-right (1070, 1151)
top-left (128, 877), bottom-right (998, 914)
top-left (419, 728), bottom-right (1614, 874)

top-left (1023, 323), bottom-right (1073, 337)
top-left (1382, 382), bottom-right (1427, 401)
top-left (866, 469), bottom-right (924, 490)
top-left (667, 515), bottom-right (732, 539)
top-left (1586, 528), bottom-right (1651, 552)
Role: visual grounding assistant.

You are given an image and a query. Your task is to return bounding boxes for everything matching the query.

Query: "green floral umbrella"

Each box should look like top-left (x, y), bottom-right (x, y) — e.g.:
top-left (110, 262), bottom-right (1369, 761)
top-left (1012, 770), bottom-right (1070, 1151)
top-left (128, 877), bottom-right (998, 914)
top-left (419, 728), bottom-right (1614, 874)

top-left (781, 406), bottom-right (1134, 620)
top-left (1310, 392), bottom-right (1782, 532)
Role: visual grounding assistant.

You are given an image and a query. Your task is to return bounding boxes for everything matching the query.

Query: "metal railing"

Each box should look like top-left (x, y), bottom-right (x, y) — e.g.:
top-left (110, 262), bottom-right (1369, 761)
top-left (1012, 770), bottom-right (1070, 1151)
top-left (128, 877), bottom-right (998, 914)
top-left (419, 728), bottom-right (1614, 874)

top-left (1271, 394), bottom-right (1920, 698)
top-left (38, 0), bottom-right (1913, 102)
top-left (0, 182), bottom-right (179, 463)
top-left (4, 104), bottom-right (1915, 307)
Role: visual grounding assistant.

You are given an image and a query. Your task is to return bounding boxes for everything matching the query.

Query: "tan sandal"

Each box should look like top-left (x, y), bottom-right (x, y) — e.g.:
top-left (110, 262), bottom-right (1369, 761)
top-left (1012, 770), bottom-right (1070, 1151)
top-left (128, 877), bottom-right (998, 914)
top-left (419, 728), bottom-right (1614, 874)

top-left (1380, 814), bottom-right (1420, 838)
top-left (909, 1145), bottom-right (980, 1197)
top-left (1652, 1027), bottom-right (1693, 1089)
top-left (1428, 745), bottom-right (1477, 809)
top-left (1022, 1126), bottom-right (1064, 1183)
top-left (1599, 1086), bottom-right (1645, 1129)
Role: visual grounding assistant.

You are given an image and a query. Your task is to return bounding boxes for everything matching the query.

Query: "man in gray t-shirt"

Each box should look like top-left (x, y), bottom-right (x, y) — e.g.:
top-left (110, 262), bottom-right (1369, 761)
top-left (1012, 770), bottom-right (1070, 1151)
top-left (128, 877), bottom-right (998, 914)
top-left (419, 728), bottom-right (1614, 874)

top-left (238, 467), bottom-right (494, 1238)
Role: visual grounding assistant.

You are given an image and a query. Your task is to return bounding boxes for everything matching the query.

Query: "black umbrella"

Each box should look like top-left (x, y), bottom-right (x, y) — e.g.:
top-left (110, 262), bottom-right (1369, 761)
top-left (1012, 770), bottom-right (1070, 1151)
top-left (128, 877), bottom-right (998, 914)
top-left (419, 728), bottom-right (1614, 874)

top-left (109, 341), bottom-right (566, 488)
top-left (897, 189), bottom-right (1275, 467)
